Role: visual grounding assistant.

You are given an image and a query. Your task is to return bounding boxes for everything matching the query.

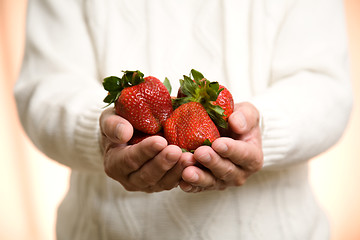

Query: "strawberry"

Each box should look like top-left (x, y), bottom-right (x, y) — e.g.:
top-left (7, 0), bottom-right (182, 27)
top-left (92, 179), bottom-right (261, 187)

top-left (213, 86), bottom-right (234, 122)
top-left (164, 102), bottom-right (220, 151)
top-left (175, 69), bottom-right (234, 128)
top-left (103, 70), bottom-right (173, 135)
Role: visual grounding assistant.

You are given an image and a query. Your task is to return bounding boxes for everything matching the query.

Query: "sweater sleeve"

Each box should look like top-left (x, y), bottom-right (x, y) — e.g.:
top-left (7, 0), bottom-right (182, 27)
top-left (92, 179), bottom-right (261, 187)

top-left (14, 0), bottom-right (105, 171)
top-left (251, 0), bottom-right (353, 170)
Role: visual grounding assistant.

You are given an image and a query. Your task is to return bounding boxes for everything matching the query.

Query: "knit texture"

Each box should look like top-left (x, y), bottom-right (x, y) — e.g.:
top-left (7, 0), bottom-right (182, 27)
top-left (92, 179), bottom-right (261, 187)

top-left (14, 0), bottom-right (352, 239)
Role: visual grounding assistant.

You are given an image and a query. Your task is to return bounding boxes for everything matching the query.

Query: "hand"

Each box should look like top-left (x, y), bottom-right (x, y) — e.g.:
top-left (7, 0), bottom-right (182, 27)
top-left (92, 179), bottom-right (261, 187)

top-left (100, 108), bottom-right (195, 193)
top-left (179, 102), bottom-right (263, 193)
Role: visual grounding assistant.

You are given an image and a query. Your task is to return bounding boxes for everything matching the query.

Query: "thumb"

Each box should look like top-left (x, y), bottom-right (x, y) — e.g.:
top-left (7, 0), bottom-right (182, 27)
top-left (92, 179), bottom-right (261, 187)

top-left (100, 108), bottom-right (133, 144)
top-left (228, 102), bottom-right (260, 135)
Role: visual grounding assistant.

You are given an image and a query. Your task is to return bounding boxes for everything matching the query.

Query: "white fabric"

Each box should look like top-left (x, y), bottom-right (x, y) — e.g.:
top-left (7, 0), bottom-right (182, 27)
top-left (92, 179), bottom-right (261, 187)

top-left (14, 0), bottom-right (352, 239)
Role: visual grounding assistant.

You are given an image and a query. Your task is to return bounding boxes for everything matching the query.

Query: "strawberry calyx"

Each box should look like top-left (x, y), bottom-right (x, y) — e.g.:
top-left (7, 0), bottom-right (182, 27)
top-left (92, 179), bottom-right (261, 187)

top-left (103, 70), bottom-right (145, 106)
top-left (180, 139), bottom-right (213, 153)
top-left (174, 69), bottom-right (228, 129)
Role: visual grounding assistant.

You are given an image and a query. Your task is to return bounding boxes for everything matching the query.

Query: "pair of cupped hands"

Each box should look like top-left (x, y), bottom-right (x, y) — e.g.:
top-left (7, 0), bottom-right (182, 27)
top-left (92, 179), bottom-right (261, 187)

top-left (100, 102), bottom-right (263, 193)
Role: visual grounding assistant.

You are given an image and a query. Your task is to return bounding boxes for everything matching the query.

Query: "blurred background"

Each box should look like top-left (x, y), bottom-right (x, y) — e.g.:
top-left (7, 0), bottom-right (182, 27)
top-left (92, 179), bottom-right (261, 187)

top-left (0, 0), bottom-right (359, 239)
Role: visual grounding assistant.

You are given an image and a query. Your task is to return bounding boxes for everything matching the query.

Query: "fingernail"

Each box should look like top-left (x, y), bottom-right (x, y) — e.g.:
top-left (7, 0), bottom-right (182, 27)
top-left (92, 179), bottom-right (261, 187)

top-left (215, 142), bottom-right (228, 153)
top-left (154, 141), bottom-right (166, 150)
top-left (198, 153), bottom-right (211, 163)
top-left (189, 172), bottom-right (199, 182)
top-left (115, 123), bottom-right (124, 140)
top-left (183, 184), bottom-right (193, 192)
top-left (181, 159), bottom-right (196, 168)
top-left (236, 112), bottom-right (247, 129)
top-left (166, 152), bottom-right (179, 163)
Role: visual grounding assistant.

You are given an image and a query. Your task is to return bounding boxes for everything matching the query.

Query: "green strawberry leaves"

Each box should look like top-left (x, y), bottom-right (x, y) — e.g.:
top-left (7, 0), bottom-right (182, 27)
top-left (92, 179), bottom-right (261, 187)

top-left (103, 76), bottom-right (122, 91)
top-left (122, 70), bottom-right (144, 87)
top-left (203, 139), bottom-right (212, 146)
top-left (163, 77), bottom-right (172, 95)
top-left (190, 69), bottom-right (205, 84)
top-left (103, 76), bottom-right (122, 106)
top-left (174, 69), bottom-right (228, 129)
top-left (103, 70), bottom-right (145, 106)
top-left (180, 139), bottom-right (213, 153)
top-left (206, 105), bottom-right (227, 129)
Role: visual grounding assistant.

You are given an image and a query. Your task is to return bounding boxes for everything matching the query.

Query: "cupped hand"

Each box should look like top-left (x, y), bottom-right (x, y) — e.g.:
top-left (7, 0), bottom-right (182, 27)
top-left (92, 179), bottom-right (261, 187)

top-left (179, 102), bottom-right (263, 193)
top-left (100, 108), bottom-right (195, 193)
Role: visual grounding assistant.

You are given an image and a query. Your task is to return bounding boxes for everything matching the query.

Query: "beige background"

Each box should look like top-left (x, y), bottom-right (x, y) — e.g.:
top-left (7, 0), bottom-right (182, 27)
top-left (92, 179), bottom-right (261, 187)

top-left (0, 1), bottom-right (359, 239)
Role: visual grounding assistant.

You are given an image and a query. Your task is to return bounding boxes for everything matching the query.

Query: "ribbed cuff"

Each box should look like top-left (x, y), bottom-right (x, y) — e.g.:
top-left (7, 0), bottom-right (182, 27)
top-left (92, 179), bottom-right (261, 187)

top-left (73, 103), bottom-right (104, 172)
top-left (250, 100), bottom-right (292, 170)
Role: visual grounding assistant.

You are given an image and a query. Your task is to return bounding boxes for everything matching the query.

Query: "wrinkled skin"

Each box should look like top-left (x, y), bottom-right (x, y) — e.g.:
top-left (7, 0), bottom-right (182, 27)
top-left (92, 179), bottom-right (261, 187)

top-left (100, 108), bottom-right (195, 193)
top-left (100, 102), bottom-right (263, 193)
top-left (179, 102), bottom-right (263, 192)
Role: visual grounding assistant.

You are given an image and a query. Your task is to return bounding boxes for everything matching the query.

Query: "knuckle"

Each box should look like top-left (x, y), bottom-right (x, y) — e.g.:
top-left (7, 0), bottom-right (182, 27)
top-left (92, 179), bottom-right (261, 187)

top-left (220, 163), bottom-right (236, 181)
top-left (254, 160), bottom-right (263, 172)
top-left (242, 147), bottom-right (251, 160)
top-left (246, 164), bottom-right (258, 173)
top-left (126, 160), bottom-right (141, 172)
top-left (103, 155), bottom-right (116, 179)
top-left (205, 178), bottom-right (218, 190)
top-left (158, 182), bottom-right (175, 191)
top-left (216, 181), bottom-right (228, 190)
top-left (143, 186), bottom-right (156, 193)
top-left (248, 154), bottom-right (264, 173)
top-left (123, 149), bottom-right (142, 172)
top-left (139, 171), bottom-right (156, 186)
top-left (158, 160), bottom-right (171, 172)
top-left (234, 177), bottom-right (246, 187)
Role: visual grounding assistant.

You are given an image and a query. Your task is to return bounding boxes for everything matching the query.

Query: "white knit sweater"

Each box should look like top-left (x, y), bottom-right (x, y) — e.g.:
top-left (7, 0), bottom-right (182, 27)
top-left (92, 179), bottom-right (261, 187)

top-left (15, 0), bottom-right (352, 239)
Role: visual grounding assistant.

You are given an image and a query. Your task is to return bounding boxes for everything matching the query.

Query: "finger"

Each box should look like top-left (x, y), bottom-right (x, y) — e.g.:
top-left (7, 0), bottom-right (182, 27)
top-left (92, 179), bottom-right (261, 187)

top-left (179, 181), bottom-right (205, 193)
top-left (128, 145), bottom-right (182, 188)
top-left (193, 146), bottom-right (247, 186)
top-left (212, 137), bottom-right (263, 173)
top-left (105, 136), bottom-right (167, 177)
top-left (181, 165), bottom-right (220, 189)
top-left (179, 181), bottom-right (195, 192)
top-left (229, 102), bottom-right (259, 135)
top-left (100, 108), bottom-right (133, 144)
top-left (157, 152), bottom-right (196, 190)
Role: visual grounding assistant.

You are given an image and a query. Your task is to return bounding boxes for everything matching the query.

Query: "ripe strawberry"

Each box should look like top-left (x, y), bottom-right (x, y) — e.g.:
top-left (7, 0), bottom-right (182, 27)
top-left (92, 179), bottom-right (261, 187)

top-left (103, 70), bottom-right (173, 134)
top-left (213, 86), bottom-right (234, 122)
top-left (175, 69), bottom-right (234, 128)
top-left (164, 102), bottom-right (220, 151)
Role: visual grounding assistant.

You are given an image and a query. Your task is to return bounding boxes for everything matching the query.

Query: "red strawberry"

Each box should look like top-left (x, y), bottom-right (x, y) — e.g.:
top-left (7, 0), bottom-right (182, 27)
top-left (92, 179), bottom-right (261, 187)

top-left (164, 102), bottom-right (220, 151)
top-left (213, 86), bottom-right (234, 121)
top-left (175, 69), bottom-right (234, 128)
top-left (103, 70), bottom-right (173, 134)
